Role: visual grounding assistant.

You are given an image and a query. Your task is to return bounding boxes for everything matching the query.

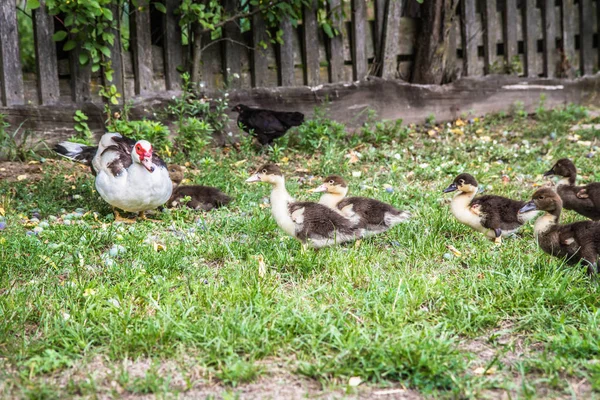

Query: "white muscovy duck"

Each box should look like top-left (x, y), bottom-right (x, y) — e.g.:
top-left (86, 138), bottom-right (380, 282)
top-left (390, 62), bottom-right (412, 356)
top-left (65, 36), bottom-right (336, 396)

top-left (55, 133), bottom-right (172, 222)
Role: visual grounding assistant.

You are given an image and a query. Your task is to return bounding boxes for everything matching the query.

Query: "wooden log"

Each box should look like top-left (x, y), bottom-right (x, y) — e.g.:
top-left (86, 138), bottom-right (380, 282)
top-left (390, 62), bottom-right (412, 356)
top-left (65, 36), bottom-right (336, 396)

top-left (33, 0), bottom-right (60, 105)
top-left (523, 0), bottom-right (538, 77)
top-left (542, 0), bottom-right (556, 77)
top-left (328, 0), bottom-right (345, 83)
top-left (278, 18), bottom-right (295, 86)
top-left (223, 0), bottom-right (243, 88)
top-left (461, 0), bottom-right (478, 76)
top-left (562, 0), bottom-right (576, 78)
top-left (503, 0), bottom-right (518, 69)
top-left (351, 0), bottom-right (368, 80)
top-left (379, 0), bottom-right (402, 79)
top-left (579, 0), bottom-right (594, 76)
top-left (69, 41), bottom-right (92, 103)
top-left (251, 9), bottom-right (269, 88)
top-left (105, 4), bottom-right (125, 102)
top-left (302, 0), bottom-right (320, 86)
top-left (483, 0), bottom-right (498, 74)
top-left (0, 1), bottom-right (24, 106)
top-left (164, 0), bottom-right (183, 90)
top-left (130, 0), bottom-right (153, 95)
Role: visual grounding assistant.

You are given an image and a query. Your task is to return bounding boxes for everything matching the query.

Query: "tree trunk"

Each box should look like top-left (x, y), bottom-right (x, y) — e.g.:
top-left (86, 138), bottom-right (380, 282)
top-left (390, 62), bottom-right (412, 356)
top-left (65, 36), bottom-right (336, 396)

top-left (411, 0), bottom-right (458, 84)
top-left (191, 22), bottom-right (203, 83)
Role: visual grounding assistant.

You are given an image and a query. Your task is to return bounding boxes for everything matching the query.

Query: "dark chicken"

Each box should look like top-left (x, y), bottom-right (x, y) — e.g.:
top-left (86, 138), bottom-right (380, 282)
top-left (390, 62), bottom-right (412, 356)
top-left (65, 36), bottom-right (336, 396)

top-left (232, 104), bottom-right (304, 146)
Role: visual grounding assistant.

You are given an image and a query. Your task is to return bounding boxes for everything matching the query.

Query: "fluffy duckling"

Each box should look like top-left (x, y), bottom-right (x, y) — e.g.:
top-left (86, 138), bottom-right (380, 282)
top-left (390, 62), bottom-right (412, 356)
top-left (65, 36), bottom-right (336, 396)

top-left (543, 158), bottom-right (600, 220)
top-left (246, 164), bottom-right (364, 248)
top-left (167, 165), bottom-right (232, 211)
top-left (519, 187), bottom-right (600, 274)
top-left (443, 173), bottom-right (538, 244)
top-left (312, 175), bottom-right (410, 235)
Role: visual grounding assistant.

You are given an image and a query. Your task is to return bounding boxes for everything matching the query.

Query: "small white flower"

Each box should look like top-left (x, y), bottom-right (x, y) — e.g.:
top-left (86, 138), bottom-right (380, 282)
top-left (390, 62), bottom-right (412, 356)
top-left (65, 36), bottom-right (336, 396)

top-left (224, 92), bottom-right (229, 97)
top-left (107, 298), bottom-right (120, 308)
top-left (62, 312), bottom-right (71, 321)
top-left (233, 73), bottom-right (240, 79)
top-left (228, 132), bottom-right (233, 137)
top-left (199, 82), bottom-right (205, 88)
top-left (394, 153), bottom-right (401, 160)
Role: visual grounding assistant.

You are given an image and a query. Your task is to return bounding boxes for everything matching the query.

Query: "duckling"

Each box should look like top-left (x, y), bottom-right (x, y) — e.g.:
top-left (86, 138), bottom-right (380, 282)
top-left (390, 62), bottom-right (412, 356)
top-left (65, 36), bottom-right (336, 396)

top-left (443, 173), bottom-right (538, 244)
top-left (519, 187), bottom-right (600, 274)
top-left (167, 165), bottom-right (232, 211)
top-left (312, 175), bottom-right (411, 235)
top-left (245, 164), bottom-right (364, 248)
top-left (543, 158), bottom-right (600, 220)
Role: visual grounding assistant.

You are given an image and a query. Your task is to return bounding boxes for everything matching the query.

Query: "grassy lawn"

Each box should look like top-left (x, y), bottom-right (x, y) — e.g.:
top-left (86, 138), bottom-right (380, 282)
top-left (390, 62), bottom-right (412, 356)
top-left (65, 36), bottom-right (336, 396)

top-left (1, 104), bottom-right (600, 398)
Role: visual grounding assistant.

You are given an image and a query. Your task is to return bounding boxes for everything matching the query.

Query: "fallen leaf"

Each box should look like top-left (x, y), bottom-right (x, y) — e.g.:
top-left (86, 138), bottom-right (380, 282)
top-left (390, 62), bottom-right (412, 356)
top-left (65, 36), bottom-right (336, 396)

top-left (450, 128), bottom-right (464, 135)
top-left (17, 175), bottom-right (27, 181)
top-left (28, 160), bottom-right (40, 165)
top-left (348, 376), bottom-right (362, 387)
top-left (351, 171), bottom-right (362, 178)
top-left (473, 366), bottom-right (497, 375)
top-left (455, 118), bottom-right (466, 126)
top-left (0, 207), bottom-right (4, 216)
top-left (153, 242), bottom-right (167, 252)
top-left (256, 255), bottom-right (266, 277)
top-left (427, 129), bottom-right (436, 137)
top-left (233, 159), bottom-right (247, 167)
top-left (446, 244), bottom-right (462, 257)
top-left (354, 239), bottom-right (362, 249)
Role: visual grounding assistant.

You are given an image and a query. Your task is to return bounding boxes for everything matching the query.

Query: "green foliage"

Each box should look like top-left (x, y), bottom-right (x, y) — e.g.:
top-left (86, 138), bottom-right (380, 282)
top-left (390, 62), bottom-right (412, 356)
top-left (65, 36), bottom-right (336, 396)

top-left (175, 117), bottom-right (213, 158)
top-left (111, 119), bottom-right (172, 153)
top-left (359, 109), bottom-right (409, 145)
top-left (0, 115), bottom-right (44, 161)
top-left (286, 106), bottom-right (347, 152)
top-left (17, 6), bottom-right (36, 73)
top-left (70, 110), bottom-right (94, 145)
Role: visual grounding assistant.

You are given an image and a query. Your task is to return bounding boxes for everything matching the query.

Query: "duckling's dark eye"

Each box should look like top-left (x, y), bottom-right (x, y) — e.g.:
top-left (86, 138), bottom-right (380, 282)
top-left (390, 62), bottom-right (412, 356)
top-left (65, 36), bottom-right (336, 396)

top-left (329, 180), bottom-right (334, 184)
top-left (539, 196), bottom-right (545, 200)
top-left (459, 179), bottom-right (465, 185)
top-left (262, 169), bottom-right (267, 174)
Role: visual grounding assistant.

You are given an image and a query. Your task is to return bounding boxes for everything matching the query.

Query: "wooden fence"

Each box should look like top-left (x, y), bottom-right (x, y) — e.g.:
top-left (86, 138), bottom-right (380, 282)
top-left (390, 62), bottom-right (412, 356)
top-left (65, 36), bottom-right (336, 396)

top-left (0, 0), bottom-right (599, 108)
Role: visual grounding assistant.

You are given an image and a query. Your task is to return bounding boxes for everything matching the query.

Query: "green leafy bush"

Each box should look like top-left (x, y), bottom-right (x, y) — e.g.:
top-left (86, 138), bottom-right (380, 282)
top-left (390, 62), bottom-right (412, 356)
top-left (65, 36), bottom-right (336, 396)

top-left (285, 107), bottom-right (347, 152)
top-left (110, 119), bottom-right (172, 153)
top-left (175, 117), bottom-right (213, 158)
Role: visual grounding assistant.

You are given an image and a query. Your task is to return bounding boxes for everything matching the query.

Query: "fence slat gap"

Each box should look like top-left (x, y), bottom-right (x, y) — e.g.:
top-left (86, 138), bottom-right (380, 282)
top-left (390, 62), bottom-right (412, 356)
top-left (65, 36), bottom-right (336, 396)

top-left (379, 0), bottom-right (402, 79)
top-left (0, 1), bottom-right (24, 106)
top-left (351, 0), bottom-right (367, 80)
top-left (130, 0), bottom-right (153, 95)
top-left (579, 0), bottom-right (594, 76)
top-left (251, 8), bottom-right (269, 88)
top-left (523, 0), bottom-right (538, 77)
top-left (223, 0), bottom-right (244, 89)
top-left (164, 0), bottom-right (183, 90)
top-left (374, 0), bottom-right (386, 62)
top-left (33, 0), bottom-right (60, 105)
top-left (461, 0), bottom-right (478, 76)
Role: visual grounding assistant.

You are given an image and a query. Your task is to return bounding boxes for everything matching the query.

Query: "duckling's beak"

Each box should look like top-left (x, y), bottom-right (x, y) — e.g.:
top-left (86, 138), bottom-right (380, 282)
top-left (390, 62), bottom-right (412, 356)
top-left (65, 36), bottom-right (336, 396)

top-left (311, 184), bottom-right (328, 193)
top-left (443, 183), bottom-right (458, 193)
top-left (246, 174), bottom-right (261, 183)
top-left (519, 201), bottom-right (537, 214)
top-left (543, 168), bottom-right (555, 177)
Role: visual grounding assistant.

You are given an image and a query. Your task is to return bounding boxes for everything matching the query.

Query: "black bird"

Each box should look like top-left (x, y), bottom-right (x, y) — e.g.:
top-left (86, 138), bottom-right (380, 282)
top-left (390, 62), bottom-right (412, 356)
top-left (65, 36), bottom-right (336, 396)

top-left (232, 104), bottom-right (304, 146)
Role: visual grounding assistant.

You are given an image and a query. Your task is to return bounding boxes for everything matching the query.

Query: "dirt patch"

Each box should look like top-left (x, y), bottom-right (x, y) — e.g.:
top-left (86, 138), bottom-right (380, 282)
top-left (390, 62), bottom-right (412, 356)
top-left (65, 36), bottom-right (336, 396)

top-left (0, 161), bottom-right (44, 183)
top-left (1, 356), bottom-right (423, 400)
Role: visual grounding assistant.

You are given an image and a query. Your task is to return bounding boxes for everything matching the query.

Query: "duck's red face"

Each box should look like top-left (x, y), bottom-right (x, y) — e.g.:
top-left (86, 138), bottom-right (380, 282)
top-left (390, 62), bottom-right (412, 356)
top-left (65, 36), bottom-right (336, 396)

top-left (135, 141), bottom-right (154, 172)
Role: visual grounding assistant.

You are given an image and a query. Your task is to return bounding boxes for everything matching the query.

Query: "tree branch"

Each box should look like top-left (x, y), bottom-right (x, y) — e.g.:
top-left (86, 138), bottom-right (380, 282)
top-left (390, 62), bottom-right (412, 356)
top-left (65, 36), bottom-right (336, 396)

top-left (198, 0), bottom-right (295, 34)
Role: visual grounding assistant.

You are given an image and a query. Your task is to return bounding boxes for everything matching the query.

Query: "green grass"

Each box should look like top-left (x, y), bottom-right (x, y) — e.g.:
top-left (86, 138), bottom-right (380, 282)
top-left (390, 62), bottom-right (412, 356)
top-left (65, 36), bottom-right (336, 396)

top-left (1, 105), bottom-right (600, 398)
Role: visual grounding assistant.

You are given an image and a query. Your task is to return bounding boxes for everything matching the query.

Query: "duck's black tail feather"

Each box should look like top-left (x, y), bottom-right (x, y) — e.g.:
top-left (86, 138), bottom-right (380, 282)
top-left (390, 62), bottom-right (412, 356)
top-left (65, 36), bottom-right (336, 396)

top-left (274, 111), bottom-right (304, 128)
top-left (54, 142), bottom-right (97, 166)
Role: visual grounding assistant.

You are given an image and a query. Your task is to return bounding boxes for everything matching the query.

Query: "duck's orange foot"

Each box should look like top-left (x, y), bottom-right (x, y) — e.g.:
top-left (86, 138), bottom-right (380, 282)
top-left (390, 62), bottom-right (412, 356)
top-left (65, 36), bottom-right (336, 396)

top-left (138, 211), bottom-right (161, 222)
top-left (113, 209), bottom-right (136, 224)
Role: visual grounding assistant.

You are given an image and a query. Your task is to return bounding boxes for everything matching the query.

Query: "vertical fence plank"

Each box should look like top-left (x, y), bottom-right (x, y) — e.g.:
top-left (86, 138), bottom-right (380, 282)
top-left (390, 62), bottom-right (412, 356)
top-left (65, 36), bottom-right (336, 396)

top-left (130, 1), bottom-right (153, 95)
top-left (33, 0), bottom-right (60, 105)
top-left (483, 0), bottom-right (498, 74)
top-left (379, 0), bottom-right (401, 78)
top-left (278, 18), bottom-right (295, 86)
top-left (503, 0), bottom-right (518, 68)
top-left (0, 2), bottom-right (24, 106)
top-left (351, 0), bottom-right (367, 80)
top-left (543, 0), bottom-right (556, 77)
top-left (523, 0), bottom-right (538, 77)
top-left (223, 0), bottom-right (243, 88)
top-left (461, 0), bottom-right (478, 76)
top-left (580, 0), bottom-right (594, 75)
top-left (105, 4), bottom-right (125, 102)
top-left (562, 0), bottom-right (576, 78)
top-left (328, 0), bottom-right (344, 82)
top-left (164, 0), bottom-right (183, 90)
top-left (69, 42), bottom-right (92, 103)
top-left (251, 9), bottom-right (269, 87)
top-left (302, 0), bottom-right (320, 86)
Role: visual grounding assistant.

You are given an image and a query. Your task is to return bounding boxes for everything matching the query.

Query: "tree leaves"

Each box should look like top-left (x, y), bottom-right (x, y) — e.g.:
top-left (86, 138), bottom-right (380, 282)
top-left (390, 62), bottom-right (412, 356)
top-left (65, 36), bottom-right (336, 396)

top-left (153, 2), bottom-right (166, 13)
top-left (27, 0), bottom-right (40, 10)
top-left (52, 30), bottom-right (68, 42)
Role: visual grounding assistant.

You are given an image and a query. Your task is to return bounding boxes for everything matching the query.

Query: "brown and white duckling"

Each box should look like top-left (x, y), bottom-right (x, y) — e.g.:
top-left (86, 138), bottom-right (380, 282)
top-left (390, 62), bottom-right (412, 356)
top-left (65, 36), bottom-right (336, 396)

top-left (167, 165), bottom-right (232, 211)
top-left (519, 188), bottom-right (600, 274)
top-left (543, 158), bottom-right (600, 220)
top-left (245, 164), bottom-right (364, 248)
top-left (443, 173), bottom-right (538, 244)
top-left (312, 175), bottom-right (410, 235)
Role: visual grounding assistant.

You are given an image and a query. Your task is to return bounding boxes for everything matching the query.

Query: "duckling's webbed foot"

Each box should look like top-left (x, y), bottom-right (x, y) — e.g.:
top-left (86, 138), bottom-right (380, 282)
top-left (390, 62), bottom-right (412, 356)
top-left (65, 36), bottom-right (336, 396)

top-left (494, 228), bottom-right (502, 245)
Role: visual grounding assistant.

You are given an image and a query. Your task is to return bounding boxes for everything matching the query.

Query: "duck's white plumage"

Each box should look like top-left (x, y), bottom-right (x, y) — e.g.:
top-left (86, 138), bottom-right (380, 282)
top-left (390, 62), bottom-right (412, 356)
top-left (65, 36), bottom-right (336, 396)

top-left (92, 133), bottom-right (172, 213)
